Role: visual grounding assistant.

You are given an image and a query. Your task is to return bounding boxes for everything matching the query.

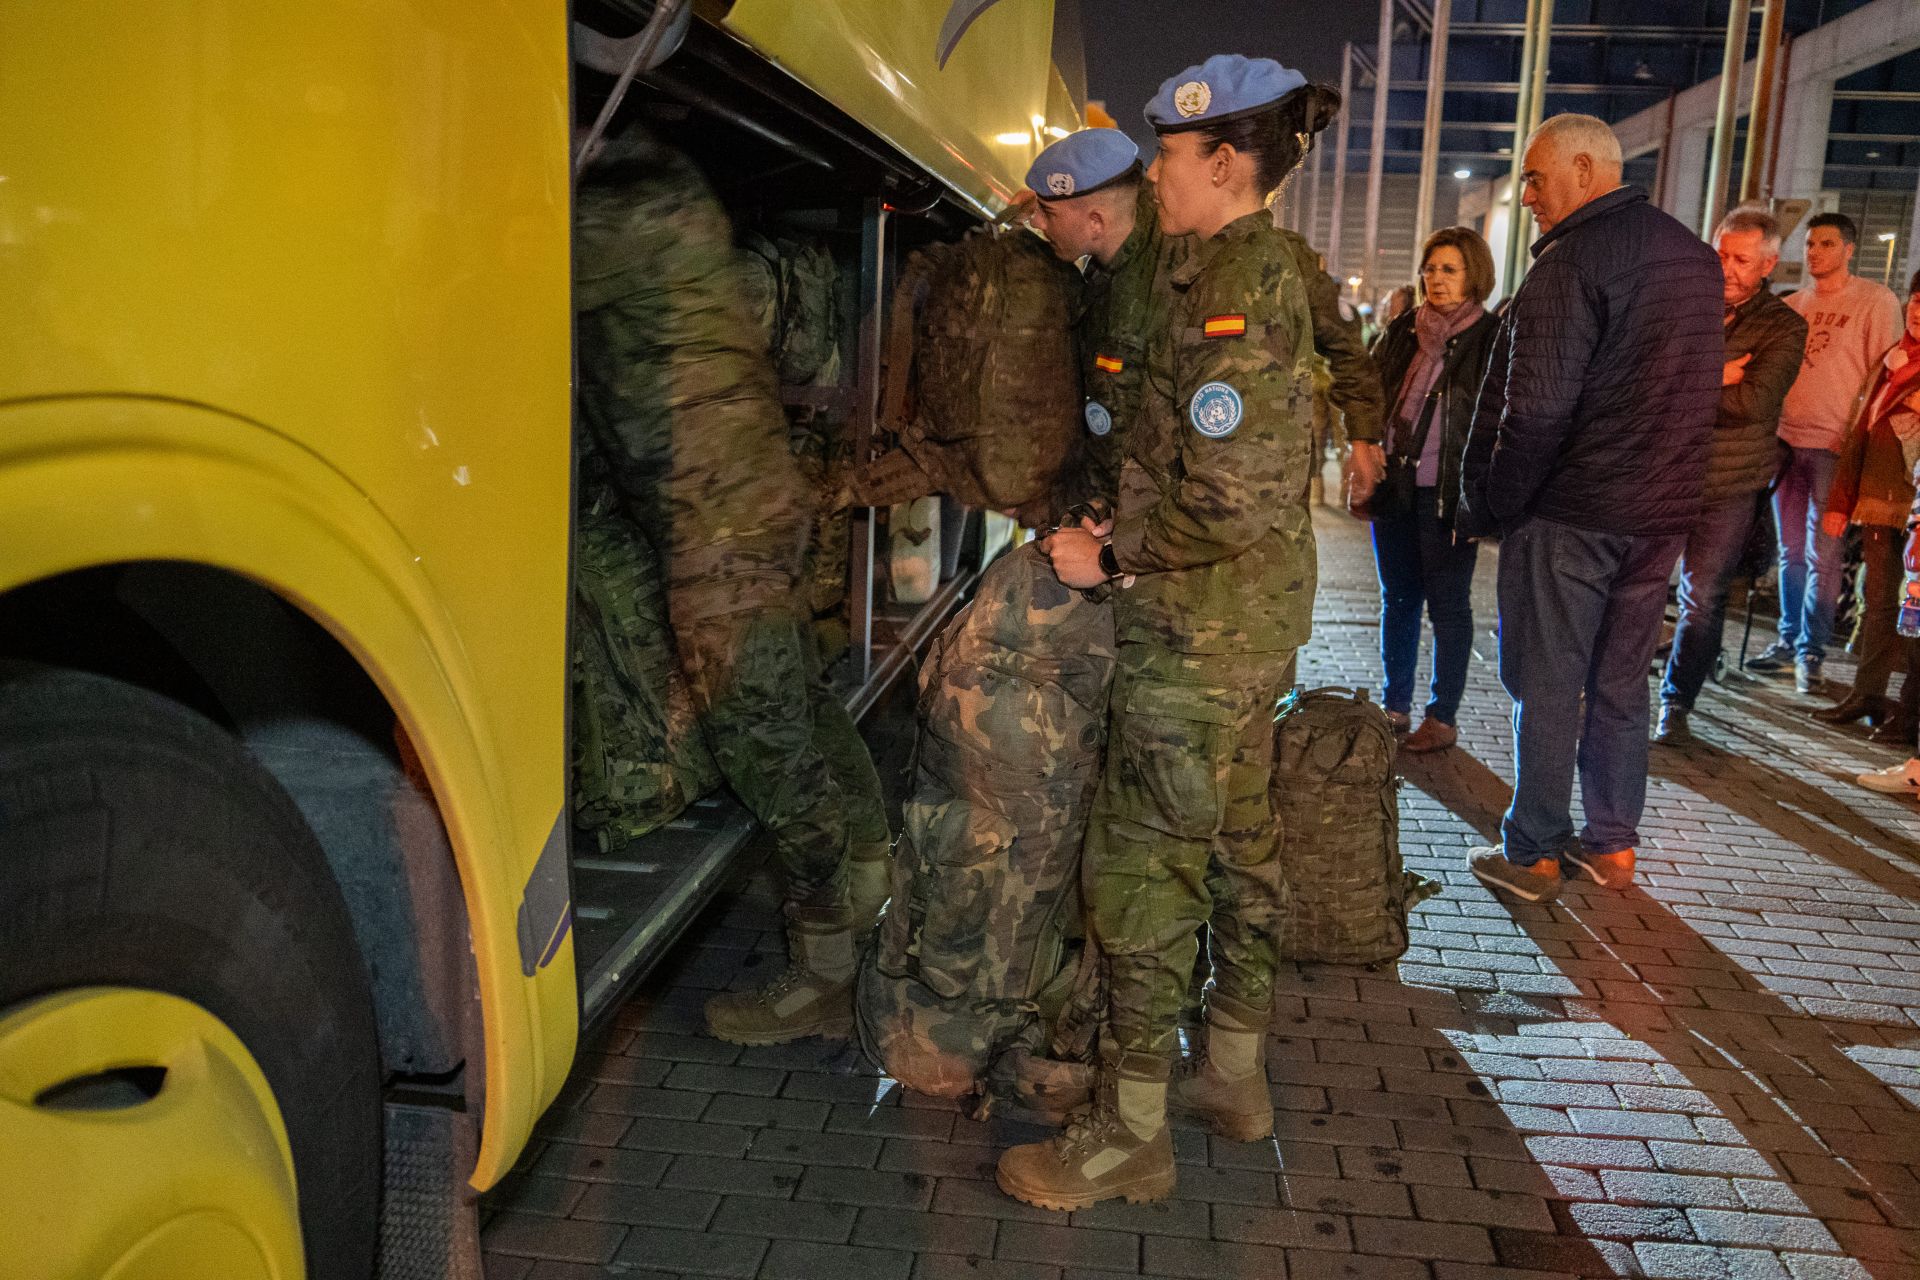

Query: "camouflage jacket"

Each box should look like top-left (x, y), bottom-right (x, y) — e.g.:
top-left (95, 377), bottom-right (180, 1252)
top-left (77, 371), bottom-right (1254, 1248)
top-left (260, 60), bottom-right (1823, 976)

top-left (573, 136), bottom-right (809, 606)
top-left (1066, 183), bottom-right (1190, 511)
top-left (1108, 210), bottom-right (1318, 653)
top-left (1274, 226), bottom-right (1384, 444)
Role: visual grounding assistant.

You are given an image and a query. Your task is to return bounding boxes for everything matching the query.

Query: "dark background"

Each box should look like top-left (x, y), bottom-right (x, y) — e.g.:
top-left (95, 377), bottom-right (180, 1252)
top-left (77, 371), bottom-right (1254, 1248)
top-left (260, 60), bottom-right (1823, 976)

top-left (1081, 0), bottom-right (1379, 150)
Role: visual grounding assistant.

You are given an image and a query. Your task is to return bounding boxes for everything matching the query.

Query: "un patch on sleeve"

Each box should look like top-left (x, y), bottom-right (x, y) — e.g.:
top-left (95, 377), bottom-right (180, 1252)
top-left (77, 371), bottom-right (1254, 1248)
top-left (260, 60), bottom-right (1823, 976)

top-left (1188, 382), bottom-right (1243, 438)
top-left (1084, 400), bottom-right (1113, 437)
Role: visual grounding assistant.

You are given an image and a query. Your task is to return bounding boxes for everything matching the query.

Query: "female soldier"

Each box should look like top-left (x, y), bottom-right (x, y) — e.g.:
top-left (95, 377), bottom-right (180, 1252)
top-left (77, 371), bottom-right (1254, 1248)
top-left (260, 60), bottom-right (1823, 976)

top-left (998, 55), bottom-right (1340, 1210)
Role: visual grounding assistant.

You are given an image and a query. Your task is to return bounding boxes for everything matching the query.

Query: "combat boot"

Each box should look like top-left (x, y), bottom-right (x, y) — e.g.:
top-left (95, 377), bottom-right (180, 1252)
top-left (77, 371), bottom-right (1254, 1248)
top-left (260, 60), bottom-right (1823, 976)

top-left (705, 910), bottom-right (856, 1046)
top-left (1170, 990), bottom-right (1272, 1142)
top-left (995, 1052), bottom-right (1175, 1211)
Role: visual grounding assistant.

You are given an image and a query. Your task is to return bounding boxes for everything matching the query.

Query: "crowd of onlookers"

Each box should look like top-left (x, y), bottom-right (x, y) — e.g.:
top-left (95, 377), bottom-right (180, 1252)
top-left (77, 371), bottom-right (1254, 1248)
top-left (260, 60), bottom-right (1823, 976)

top-left (1334, 112), bottom-right (1920, 901)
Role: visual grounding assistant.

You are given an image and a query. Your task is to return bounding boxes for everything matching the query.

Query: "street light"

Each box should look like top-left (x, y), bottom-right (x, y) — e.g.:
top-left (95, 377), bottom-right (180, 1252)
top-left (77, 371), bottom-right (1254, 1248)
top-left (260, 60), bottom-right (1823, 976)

top-left (1879, 231), bottom-right (1899, 286)
top-left (1453, 168), bottom-right (1472, 180)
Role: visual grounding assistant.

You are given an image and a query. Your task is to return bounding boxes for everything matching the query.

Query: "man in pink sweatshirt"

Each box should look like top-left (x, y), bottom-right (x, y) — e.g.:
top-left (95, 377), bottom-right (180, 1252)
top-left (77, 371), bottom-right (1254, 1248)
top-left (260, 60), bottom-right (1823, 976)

top-left (1749, 213), bottom-right (1903, 693)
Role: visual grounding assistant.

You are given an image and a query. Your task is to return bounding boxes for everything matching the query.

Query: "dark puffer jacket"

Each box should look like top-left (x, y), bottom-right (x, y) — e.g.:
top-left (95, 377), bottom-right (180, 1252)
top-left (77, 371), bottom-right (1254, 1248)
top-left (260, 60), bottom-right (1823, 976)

top-left (1372, 305), bottom-right (1501, 528)
top-left (1457, 187), bottom-right (1724, 538)
top-left (1701, 288), bottom-right (1805, 507)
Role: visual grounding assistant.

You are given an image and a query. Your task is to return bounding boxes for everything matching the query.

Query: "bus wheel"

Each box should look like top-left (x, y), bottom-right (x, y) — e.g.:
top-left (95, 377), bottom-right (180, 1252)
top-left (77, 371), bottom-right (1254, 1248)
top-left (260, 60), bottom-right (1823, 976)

top-left (0, 671), bottom-right (381, 1280)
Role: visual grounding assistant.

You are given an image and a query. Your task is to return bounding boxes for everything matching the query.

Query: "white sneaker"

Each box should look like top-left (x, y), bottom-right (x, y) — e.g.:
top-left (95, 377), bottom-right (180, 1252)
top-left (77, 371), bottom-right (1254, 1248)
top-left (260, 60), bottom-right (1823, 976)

top-left (1855, 759), bottom-right (1920, 797)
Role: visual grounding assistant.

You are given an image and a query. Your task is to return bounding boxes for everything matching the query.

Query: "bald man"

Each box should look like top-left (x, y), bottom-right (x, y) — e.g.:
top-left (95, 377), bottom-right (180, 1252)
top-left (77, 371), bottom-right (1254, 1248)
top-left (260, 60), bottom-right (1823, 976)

top-left (1456, 113), bottom-right (1723, 903)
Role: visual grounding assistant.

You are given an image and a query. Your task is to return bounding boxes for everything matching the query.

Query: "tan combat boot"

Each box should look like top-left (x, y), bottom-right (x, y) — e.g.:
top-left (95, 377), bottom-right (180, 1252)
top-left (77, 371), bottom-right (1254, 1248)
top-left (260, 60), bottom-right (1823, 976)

top-left (995, 1052), bottom-right (1175, 1211)
top-left (704, 911), bottom-right (856, 1046)
top-left (1170, 990), bottom-right (1272, 1142)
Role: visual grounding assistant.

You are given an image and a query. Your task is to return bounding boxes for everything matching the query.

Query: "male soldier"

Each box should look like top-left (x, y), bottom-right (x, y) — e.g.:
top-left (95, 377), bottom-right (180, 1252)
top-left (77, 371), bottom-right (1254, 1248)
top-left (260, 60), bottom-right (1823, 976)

top-left (1026, 129), bottom-right (1385, 515)
top-left (1275, 232), bottom-right (1385, 506)
top-left (1025, 128), bottom-right (1184, 517)
top-left (574, 128), bottom-right (890, 1046)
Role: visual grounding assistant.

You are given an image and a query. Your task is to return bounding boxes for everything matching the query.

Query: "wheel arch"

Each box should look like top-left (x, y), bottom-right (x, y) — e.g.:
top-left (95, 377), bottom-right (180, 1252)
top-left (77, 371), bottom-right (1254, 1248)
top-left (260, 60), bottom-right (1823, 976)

top-left (0, 395), bottom-right (575, 1189)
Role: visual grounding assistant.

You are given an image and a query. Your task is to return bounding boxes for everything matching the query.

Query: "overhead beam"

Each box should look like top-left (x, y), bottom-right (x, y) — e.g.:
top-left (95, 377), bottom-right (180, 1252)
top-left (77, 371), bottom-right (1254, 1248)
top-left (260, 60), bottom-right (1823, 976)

top-left (1387, 80), bottom-right (1670, 94)
top-left (1452, 23), bottom-right (1727, 39)
top-left (1611, 0), bottom-right (1920, 162)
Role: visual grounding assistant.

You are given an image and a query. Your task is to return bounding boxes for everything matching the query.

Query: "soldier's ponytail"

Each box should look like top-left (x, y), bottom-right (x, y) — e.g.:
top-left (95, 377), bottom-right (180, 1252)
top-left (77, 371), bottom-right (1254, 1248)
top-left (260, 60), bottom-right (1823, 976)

top-left (1196, 84), bottom-right (1343, 198)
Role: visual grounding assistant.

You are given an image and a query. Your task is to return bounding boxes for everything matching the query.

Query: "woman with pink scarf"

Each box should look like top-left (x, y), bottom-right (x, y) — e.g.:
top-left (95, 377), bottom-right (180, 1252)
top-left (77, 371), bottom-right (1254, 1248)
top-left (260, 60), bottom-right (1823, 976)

top-left (1366, 226), bottom-right (1501, 753)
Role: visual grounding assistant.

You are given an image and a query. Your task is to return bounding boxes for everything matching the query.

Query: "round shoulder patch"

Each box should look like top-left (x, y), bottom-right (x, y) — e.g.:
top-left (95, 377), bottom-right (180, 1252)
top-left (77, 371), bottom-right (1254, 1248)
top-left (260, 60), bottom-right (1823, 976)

top-left (1084, 400), bottom-right (1113, 437)
top-left (1189, 382), bottom-right (1243, 438)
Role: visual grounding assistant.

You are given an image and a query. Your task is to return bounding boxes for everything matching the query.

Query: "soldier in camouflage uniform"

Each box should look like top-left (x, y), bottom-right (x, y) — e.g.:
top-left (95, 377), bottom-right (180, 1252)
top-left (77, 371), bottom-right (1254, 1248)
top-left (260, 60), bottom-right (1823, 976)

top-left (997, 57), bottom-right (1343, 1212)
top-left (1025, 131), bottom-right (1381, 520)
top-left (1272, 226), bottom-right (1386, 505)
top-left (574, 128), bottom-right (888, 1046)
top-left (1023, 129), bottom-right (1190, 518)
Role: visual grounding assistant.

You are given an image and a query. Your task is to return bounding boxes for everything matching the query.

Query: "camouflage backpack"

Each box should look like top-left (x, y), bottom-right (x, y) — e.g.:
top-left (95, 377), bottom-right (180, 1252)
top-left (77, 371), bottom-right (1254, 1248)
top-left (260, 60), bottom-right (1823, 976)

top-left (570, 504), bottom-right (721, 850)
top-left (775, 235), bottom-right (842, 389)
top-left (737, 230), bottom-right (785, 360)
top-left (857, 543), bottom-right (1116, 1116)
top-left (1270, 687), bottom-right (1435, 966)
top-left (847, 225), bottom-right (1082, 522)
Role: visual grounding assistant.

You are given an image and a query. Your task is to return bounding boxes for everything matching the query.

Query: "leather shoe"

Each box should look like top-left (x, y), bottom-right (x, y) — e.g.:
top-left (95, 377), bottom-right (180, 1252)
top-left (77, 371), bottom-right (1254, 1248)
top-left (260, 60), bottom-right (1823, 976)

top-left (1654, 703), bottom-right (1693, 745)
top-left (1869, 715), bottom-right (1916, 746)
top-left (1813, 692), bottom-right (1892, 726)
top-left (1403, 719), bottom-right (1457, 753)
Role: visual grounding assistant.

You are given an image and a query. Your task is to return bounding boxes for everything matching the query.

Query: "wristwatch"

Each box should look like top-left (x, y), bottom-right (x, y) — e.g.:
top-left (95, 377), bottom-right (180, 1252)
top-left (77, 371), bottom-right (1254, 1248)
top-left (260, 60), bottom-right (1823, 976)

top-left (1098, 543), bottom-right (1121, 579)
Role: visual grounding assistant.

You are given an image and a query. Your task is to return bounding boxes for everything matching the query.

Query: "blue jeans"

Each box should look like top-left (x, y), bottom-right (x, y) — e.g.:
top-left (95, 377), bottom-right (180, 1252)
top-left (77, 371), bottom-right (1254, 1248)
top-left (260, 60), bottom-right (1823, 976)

top-left (1661, 493), bottom-right (1765, 709)
top-left (1496, 517), bottom-right (1686, 865)
top-left (1772, 445), bottom-right (1843, 662)
top-left (1371, 487), bottom-right (1480, 725)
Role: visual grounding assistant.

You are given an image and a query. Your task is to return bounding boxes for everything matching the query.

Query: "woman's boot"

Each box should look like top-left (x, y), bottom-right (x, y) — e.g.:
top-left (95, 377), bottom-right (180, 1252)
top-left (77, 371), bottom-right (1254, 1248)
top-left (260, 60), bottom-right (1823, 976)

top-left (1169, 989), bottom-right (1272, 1141)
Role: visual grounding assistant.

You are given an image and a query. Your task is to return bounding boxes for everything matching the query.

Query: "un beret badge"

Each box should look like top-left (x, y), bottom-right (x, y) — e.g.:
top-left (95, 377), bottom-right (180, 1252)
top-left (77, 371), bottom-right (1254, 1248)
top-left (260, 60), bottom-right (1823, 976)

top-left (1174, 81), bottom-right (1212, 118)
top-left (1046, 171), bottom-right (1076, 196)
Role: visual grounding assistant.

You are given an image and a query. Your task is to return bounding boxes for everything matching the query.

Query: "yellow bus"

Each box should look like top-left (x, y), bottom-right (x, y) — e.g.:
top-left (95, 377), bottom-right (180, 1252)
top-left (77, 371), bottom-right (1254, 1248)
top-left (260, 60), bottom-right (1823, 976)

top-left (0, 2), bottom-right (1080, 1275)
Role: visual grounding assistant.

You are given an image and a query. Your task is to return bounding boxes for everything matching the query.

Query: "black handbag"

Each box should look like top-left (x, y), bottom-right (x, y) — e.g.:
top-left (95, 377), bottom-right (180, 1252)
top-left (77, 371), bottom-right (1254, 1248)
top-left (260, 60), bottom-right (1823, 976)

top-left (1367, 388), bottom-right (1441, 523)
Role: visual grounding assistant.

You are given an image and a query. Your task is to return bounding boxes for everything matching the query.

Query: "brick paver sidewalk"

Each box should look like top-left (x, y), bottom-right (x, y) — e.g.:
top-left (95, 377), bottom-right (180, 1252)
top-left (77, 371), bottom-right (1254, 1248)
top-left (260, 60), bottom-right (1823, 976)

top-left (484, 509), bottom-right (1920, 1280)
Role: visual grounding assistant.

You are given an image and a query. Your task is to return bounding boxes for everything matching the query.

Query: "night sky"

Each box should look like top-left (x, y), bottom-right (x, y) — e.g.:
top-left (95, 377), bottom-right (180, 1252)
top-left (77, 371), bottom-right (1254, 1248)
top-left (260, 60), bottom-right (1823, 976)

top-left (1081, 0), bottom-right (1382, 151)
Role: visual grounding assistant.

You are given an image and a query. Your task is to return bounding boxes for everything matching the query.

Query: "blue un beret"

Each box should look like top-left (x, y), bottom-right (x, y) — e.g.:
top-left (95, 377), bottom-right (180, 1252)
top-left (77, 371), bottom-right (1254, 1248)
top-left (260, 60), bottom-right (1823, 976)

top-left (1025, 128), bottom-right (1140, 200)
top-left (1144, 54), bottom-right (1309, 133)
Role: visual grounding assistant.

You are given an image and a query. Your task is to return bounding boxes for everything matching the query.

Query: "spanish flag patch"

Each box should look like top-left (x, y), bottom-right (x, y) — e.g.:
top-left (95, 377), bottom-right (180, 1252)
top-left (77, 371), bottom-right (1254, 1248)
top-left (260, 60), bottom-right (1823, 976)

top-left (1094, 353), bottom-right (1124, 373)
top-left (1203, 314), bottom-right (1247, 339)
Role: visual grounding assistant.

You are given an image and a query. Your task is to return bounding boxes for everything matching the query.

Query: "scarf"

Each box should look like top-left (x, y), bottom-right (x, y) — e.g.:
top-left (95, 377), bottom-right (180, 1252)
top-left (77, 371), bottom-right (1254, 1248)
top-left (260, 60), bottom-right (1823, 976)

top-left (1392, 300), bottom-right (1485, 451)
top-left (1872, 330), bottom-right (1920, 417)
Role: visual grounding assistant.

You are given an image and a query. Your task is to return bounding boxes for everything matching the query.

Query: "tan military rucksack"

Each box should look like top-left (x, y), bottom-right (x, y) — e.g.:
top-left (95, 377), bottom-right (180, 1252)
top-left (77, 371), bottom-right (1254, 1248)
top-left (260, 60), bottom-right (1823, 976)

top-left (849, 225), bottom-right (1082, 522)
top-left (1271, 687), bottom-right (1439, 965)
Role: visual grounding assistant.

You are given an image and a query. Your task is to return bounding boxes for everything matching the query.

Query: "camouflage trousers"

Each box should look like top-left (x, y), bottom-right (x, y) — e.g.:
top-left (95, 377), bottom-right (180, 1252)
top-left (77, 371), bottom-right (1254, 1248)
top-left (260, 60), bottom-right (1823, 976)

top-left (1084, 642), bottom-right (1294, 1059)
top-left (674, 590), bottom-right (889, 916)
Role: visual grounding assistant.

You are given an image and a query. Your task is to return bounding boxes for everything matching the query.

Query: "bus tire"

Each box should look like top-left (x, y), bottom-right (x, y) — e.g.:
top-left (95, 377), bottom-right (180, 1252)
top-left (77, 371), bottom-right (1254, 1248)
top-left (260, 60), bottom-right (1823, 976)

top-left (0, 669), bottom-right (381, 1280)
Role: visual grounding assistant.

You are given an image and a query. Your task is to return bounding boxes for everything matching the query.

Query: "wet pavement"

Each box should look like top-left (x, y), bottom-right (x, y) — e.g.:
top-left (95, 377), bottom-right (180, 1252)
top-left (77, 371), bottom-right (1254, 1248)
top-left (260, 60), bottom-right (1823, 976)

top-left (483, 508), bottom-right (1920, 1280)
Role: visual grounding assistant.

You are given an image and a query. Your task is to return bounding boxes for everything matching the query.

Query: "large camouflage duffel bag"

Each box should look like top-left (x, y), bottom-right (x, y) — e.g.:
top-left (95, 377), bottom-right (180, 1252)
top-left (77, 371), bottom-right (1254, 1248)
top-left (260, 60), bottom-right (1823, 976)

top-left (1270, 687), bottom-right (1436, 966)
top-left (857, 543), bottom-right (1115, 1114)
top-left (847, 226), bottom-right (1082, 523)
top-left (570, 509), bottom-right (721, 850)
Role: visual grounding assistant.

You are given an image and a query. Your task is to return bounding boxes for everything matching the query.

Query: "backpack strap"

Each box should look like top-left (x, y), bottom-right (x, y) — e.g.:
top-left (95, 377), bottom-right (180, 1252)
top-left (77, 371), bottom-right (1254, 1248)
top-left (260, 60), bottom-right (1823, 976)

top-left (877, 251), bottom-right (936, 436)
